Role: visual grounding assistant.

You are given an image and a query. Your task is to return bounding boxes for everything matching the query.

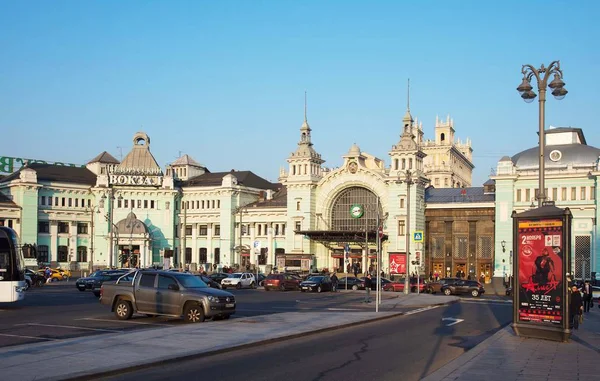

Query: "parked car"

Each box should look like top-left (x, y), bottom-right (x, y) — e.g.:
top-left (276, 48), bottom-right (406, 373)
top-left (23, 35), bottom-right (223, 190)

top-left (425, 278), bottom-right (461, 294)
top-left (100, 270), bottom-right (236, 322)
top-left (264, 273), bottom-right (300, 291)
top-left (209, 273), bottom-right (231, 284)
top-left (76, 269), bottom-right (130, 293)
top-left (221, 272), bottom-right (256, 289)
top-left (25, 269), bottom-right (45, 287)
top-left (196, 274), bottom-right (221, 289)
top-left (441, 279), bottom-right (485, 297)
top-left (37, 268), bottom-right (65, 282)
top-left (337, 276), bottom-right (364, 290)
top-left (359, 276), bottom-right (393, 290)
top-left (299, 275), bottom-right (333, 293)
top-left (383, 278), bottom-right (426, 293)
top-left (255, 273), bottom-right (266, 286)
top-left (91, 271), bottom-right (135, 297)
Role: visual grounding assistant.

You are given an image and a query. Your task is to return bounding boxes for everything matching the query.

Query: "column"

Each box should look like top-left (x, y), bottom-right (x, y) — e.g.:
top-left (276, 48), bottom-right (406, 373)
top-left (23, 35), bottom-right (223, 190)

top-left (70, 221), bottom-right (77, 264)
top-left (206, 223), bottom-right (213, 267)
top-left (267, 223), bottom-right (274, 266)
top-left (191, 223), bottom-right (198, 265)
top-left (50, 221), bottom-right (58, 264)
top-left (250, 223), bottom-right (256, 266)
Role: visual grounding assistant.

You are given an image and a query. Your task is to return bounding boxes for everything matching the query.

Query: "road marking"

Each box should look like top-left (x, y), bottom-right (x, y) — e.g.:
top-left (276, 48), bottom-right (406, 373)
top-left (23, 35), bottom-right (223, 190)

top-left (0, 333), bottom-right (61, 341)
top-left (404, 306), bottom-right (440, 315)
top-left (327, 308), bottom-right (359, 311)
top-left (76, 318), bottom-right (168, 326)
top-left (15, 323), bottom-right (121, 333)
top-left (461, 299), bottom-right (512, 305)
top-left (441, 317), bottom-right (464, 326)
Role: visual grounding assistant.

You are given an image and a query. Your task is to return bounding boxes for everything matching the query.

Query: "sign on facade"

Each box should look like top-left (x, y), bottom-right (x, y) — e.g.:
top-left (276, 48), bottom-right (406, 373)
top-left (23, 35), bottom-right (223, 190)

top-left (389, 253), bottom-right (406, 275)
top-left (413, 231), bottom-right (424, 242)
top-left (0, 156), bottom-right (84, 174)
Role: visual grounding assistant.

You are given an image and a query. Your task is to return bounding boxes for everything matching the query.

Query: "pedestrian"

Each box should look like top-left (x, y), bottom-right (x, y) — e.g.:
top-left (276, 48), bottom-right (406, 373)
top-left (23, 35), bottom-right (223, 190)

top-left (381, 270), bottom-right (385, 279)
top-left (570, 284), bottom-right (583, 329)
top-left (331, 273), bottom-right (338, 292)
top-left (353, 264), bottom-right (358, 278)
top-left (364, 273), bottom-right (372, 303)
top-left (583, 280), bottom-right (592, 313)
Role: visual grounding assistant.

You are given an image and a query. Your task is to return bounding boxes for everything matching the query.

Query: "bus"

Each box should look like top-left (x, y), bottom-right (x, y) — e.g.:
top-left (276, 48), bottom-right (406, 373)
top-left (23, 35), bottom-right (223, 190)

top-left (0, 226), bottom-right (26, 302)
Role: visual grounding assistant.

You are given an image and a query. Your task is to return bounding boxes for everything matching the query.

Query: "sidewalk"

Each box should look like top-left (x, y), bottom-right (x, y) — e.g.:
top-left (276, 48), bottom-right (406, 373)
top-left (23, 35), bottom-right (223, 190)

top-left (422, 309), bottom-right (600, 381)
top-left (0, 293), bottom-right (458, 381)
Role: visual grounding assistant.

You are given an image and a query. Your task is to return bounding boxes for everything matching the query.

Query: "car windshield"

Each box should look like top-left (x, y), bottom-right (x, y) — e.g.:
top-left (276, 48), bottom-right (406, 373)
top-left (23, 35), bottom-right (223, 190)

top-left (306, 276), bottom-right (323, 281)
top-left (175, 274), bottom-right (208, 288)
top-left (229, 274), bottom-right (242, 278)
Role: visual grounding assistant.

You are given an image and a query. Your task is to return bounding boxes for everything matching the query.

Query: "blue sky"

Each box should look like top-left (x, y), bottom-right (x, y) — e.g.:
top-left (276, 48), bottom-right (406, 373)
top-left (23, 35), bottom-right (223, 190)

top-left (1, 0), bottom-right (599, 185)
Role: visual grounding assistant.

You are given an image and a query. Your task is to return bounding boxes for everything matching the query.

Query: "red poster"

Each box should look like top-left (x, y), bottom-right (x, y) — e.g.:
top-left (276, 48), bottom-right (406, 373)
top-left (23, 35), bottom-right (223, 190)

top-left (517, 219), bottom-right (564, 324)
top-left (389, 253), bottom-right (406, 275)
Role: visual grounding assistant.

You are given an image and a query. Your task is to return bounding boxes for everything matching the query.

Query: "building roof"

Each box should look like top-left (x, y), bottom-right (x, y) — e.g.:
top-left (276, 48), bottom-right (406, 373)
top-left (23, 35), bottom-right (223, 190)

top-left (0, 192), bottom-right (19, 208)
top-left (182, 170), bottom-right (279, 190)
top-left (88, 151), bottom-right (120, 164)
top-left (171, 154), bottom-right (205, 168)
top-left (115, 212), bottom-right (149, 235)
top-left (425, 187), bottom-right (495, 203)
top-left (246, 186), bottom-right (288, 208)
top-left (0, 163), bottom-right (97, 185)
top-left (511, 144), bottom-right (600, 168)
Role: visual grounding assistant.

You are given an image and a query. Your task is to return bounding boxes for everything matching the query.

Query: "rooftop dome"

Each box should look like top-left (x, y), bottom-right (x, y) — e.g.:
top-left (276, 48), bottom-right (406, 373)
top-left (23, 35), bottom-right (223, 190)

top-left (348, 143), bottom-right (361, 156)
top-left (115, 212), bottom-right (149, 235)
top-left (511, 144), bottom-right (600, 168)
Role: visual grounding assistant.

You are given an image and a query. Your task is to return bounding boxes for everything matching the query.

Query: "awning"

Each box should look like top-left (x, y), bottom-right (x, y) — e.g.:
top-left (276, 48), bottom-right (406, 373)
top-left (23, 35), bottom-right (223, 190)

top-left (296, 230), bottom-right (388, 250)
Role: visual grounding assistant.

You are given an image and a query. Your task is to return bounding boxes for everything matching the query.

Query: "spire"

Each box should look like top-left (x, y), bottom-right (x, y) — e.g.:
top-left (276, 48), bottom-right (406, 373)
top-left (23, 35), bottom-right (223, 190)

top-left (407, 78), bottom-right (410, 112)
top-left (402, 78), bottom-right (413, 130)
top-left (304, 90), bottom-right (307, 123)
top-left (299, 91), bottom-right (312, 145)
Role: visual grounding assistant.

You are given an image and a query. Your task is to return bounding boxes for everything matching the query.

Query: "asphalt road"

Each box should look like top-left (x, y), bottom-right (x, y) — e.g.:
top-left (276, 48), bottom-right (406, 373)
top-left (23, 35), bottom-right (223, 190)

top-left (99, 300), bottom-right (512, 381)
top-left (0, 282), bottom-right (440, 348)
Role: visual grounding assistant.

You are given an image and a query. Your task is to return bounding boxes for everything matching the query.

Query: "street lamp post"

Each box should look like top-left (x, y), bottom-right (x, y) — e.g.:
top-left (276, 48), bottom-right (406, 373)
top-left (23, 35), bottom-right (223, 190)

top-left (101, 190), bottom-right (122, 268)
top-left (397, 170), bottom-right (414, 295)
top-left (85, 205), bottom-right (101, 272)
top-left (517, 61), bottom-right (568, 207)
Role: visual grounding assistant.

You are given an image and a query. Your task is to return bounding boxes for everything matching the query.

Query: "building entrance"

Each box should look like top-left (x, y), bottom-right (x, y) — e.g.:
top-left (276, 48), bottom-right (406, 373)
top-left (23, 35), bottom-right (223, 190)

top-left (479, 263), bottom-right (492, 284)
top-left (454, 263), bottom-right (466, 278)
top-left (432, 262), bottom-right (443, 279)
top-left (119, 245), bottom-right (140, 268)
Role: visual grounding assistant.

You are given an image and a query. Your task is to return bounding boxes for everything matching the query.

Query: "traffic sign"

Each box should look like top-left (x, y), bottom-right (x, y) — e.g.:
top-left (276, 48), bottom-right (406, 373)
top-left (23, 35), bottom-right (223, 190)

top-left (413, 231), bottom-right (424, 242)
top-left (253, 240), bottom-right (261, 249)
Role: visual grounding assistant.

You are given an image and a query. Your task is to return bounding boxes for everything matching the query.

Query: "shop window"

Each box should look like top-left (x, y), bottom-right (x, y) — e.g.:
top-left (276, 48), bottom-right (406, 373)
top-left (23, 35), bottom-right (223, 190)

top-left (185, 248), bottom-right (192, 264)
top-left (259, 248), bottom-right (267, 265)
top-left (214, 248), bottom-right (220, 264)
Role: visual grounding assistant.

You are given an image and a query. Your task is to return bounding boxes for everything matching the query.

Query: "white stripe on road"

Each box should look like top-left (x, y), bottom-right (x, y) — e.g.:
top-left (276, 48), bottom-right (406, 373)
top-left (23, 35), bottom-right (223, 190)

top-left (0, 333), bottom-right (61, 341)
top-left (76, 318), bottom-right (168, 326)
top-left (327, 308), bottom-right (359, 311)
top-left (15, 323), bottom-right (121, 333)
top-left (460, 299), bottom-right (512, 305)
top-left (403, 306), bottom-right (440, 315)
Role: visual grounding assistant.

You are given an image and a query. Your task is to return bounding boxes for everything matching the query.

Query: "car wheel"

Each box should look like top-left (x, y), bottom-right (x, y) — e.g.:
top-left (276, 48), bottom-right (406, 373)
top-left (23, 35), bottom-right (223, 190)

top-left (352, 285), bottom-right (358, 291)
top-left (78, 287), bottom-right (85, 292)
top-left (114, 299), bottom-right (133, 320)
top-left (250, 282), bottom-right (256, 289)
top-left (471, 289), bottom-right (480, 297)
top-left (317, 286), bottom-right (322, 293)
top-left (443, 288), bottom-right (452, 296)
top-left (184, 303), bottom-right (205, 323)
top-left (93, 291), bottom-right (100, 297)
top-left (280, 284), bottom-right (286, 291)
top-left (236, 283), bottom-right (242, 290)
top-left (222, 314), bottom-right (231, 320)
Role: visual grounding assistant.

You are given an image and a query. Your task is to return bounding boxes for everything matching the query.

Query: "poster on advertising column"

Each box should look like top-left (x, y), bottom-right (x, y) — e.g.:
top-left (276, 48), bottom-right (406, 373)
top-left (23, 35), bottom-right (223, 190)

top-left (389, 253), bottom-right (406, 275)
top-left (517, 219), bottom-right (564, 325)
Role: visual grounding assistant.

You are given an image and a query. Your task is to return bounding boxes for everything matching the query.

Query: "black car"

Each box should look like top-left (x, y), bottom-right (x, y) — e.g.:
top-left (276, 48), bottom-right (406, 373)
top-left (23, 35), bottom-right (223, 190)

top-left (359, 276), bottom-right (393, 290)
top-left (299, 275), bottom-right (333, 293)
top-left (197, 274), bottom-right (221, 289)
top-left (441, 279), bottom-right (485, 297)
top-left (337, 276), bottom-right (364, 290)
top-left (76, 270), bottom-right (130, 294)
top-left (209, 272), bottom-right (231, 283)
top-left (25, 269), bottom-right (46, 287)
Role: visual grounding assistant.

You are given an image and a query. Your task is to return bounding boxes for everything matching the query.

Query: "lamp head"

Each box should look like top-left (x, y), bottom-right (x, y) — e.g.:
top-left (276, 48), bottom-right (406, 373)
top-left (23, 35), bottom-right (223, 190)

top-left (516, 77), bottom-right (533, 95)
top-left (501, 240), bottom-right (506, 253)
top-left (521, 90), bottom-right (537, 103)
top-left (551, 86), bottom-right (568, 100)
top-left (548, 74), bottom-right (565, 90)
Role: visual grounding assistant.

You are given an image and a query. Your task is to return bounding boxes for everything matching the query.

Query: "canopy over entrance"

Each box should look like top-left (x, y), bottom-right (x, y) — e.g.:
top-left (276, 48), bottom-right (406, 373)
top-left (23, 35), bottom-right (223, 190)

top-left (297, 230), bottom-right (388, 250)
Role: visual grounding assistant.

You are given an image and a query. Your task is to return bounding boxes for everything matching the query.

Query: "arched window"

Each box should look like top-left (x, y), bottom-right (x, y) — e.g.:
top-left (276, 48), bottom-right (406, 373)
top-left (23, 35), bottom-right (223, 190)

top-left (440, 133), bottom-right (445, 142)
top-left (76, 246), bottom-right (87, 262)
top-left (330, 187), bottom-right (383, 231)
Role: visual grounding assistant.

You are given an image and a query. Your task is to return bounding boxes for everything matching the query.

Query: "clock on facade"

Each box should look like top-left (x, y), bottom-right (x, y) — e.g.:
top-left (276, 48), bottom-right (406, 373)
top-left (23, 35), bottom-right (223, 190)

top-left (350, 204), bottom-right (364, 219)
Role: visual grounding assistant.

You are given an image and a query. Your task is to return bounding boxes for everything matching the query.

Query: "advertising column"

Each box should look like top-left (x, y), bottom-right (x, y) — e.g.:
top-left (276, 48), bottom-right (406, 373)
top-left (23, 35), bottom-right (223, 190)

top-left (512, 204), bottom-right (572, 342)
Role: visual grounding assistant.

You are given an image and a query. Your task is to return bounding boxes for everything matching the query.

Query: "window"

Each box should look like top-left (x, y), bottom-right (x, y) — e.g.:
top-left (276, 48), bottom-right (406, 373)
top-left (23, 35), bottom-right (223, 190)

top-left (57, 246), bottom-right (69, 262)
top-left (435, 178), bottom-right (439, 186)
top-left (199, 225), bottom-right (207, 236)
top-left (516, 189), bottom-right (522, 202)
top-left (217, 200), bottom-right (220, 208)
top-left (117, 198), bottom-right (122, 208)
top-left (561, 187), bottom-right (567, 200)
top-left (214, 248), bottom-right (220, 264)
top-left (552, 188), bottom-right (558, 201)
top-left (137, 200), bottom-right (142, 208)
top-left (409, 158), bottom-right (413, 169)
top-left (54, 197), bottom-right (59, 206)
top-left (400, 198), bottom-right (405, 208)
top-left (571, 187), bottom-right (577, 200)
top-left (151, 200), bottom-right (155, 209)
top-left (61, 197), bottom-right (66, 207)
top-left (143, 200), bottom-right (147, 209)
top-left (37, 245), bottom-right (49, 263)
top-left (158, 275), bottom-right (177, 290)
top-left (296, 201), bottom-right (300, 211)
top-left (525, 189), bottom-right (531, 202)
top-left (139, 274), bottom-right (156, 288)
top-left (58, 222), bottom-right (69, 234)
top-left (48, 197), bottom-right (53, 206)
top-left (394, 159), bottom-right (398, 170)
top-left (199, 248), bottom-right (207, 263)
top-left (75, 198), bottom-right (79, 207)
top-left (185, 248), bottom-right (192, 264)
top-left (259, 247), bottom-right (267, 265)
top-left (185, 225), bottom-right (192, 236)
top-left (258, 224), bottom-right (262, 236)
top-left (22, 245), bottom-right (37, 258)
top-left (201, 200), bottom-right (205, 209)
top-left (40, 196), bottom-right (46, 206)
top-left (294, 222), bottom-right (300, 233)
top-left (77, 223), bottom-right (88, 234)
top-left (38, 221), bottom-right (50, 233)
top-left (402, 159), bottom-right (406, 170)
top-left (77, 246), bottom-right (87, 262)
top-left (68, 198), bottom-right (72, 207)
top-left (581, 187), bottom-right (586, 200)
top-left (282, 223), bottom-right (286, 235)
top-left (398, 220), bottom-right (406, 235)
top-left (87, 199), bottom-right (91, 208)
top-left (124, 199), bottom-right (129, 208)
top-left (212, 200), bottom-right (215, 208)
top-left (592, 187), bottom-right (596, 200)
top-left (214, 225), bottom-right (220, 236)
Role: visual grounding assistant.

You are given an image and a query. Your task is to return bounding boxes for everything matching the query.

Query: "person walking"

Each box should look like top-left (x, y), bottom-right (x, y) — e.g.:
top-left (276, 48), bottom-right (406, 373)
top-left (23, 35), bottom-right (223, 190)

top-left (331, 273), bottom-right (338, 292)
top-left (583, 280), bottom-right (592, 312)
top-left (364, 273), bottom-right (372, 303)
top-left (570, 284), bottom-right (584, 329)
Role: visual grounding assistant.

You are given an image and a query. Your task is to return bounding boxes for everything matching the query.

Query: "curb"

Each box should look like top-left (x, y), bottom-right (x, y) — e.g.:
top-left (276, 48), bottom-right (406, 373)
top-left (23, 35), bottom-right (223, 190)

top-left (420, 324), bottom-right (512, 381)
top-left (55, 300), bottom-right (458, 381)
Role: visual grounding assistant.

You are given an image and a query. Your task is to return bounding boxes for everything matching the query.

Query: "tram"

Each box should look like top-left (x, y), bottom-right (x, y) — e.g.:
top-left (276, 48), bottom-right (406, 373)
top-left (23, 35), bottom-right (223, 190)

top-left (0, 226), bottom-right (26, 302)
